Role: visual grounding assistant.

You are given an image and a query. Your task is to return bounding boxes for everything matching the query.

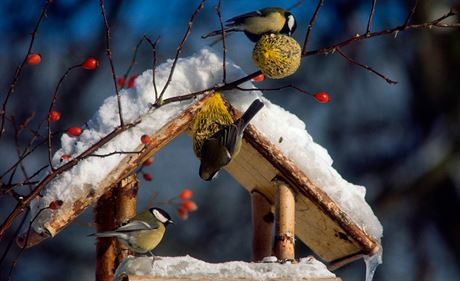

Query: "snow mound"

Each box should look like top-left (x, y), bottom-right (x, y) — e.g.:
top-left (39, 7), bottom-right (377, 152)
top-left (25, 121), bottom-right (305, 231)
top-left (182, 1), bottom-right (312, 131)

top-left (115, 255), bottom-right (336, 280)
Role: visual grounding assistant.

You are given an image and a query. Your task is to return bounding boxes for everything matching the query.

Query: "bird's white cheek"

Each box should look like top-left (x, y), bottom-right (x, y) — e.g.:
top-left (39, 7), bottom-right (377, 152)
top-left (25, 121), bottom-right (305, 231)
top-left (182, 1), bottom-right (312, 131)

top-left (287, 15), bottom-right (295, 32)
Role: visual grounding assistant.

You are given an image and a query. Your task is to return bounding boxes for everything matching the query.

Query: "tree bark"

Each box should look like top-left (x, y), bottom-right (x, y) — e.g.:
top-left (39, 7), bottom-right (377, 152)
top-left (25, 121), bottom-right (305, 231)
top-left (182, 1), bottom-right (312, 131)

top-left (251, 190), bottom-right (274, 261)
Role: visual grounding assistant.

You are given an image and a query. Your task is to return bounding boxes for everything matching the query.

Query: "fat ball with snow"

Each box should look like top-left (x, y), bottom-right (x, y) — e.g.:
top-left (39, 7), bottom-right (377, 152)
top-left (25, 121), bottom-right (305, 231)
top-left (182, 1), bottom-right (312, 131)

top-left (192, 94), bottom-right (264, 181)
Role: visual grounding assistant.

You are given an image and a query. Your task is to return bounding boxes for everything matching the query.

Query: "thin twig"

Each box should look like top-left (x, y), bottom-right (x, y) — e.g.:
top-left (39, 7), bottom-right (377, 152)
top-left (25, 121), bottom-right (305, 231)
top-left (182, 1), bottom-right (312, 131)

top-left (7, 207), bottom-right (47, 281)
top-left (366, 0), bottom-right (378, 35)
top-left (303, 9), bottom-right (459, 57)
top-left (156, 0), bottom-right (207, 106)
top-left (302, 0), bottom-right (324, 55)
top-left (0, 208), bottom-right (29, 276)
top-left (100, 0), bottom-right (124, 127)
top-left (121, 37), bottom-right (145, 89)
top-left (89, 149), bottom-right (144, 158)
top-left (336, 48), bottom-right (398, 84)
top-left (0, 0), bottom-right (53, 140)
top-left (216, 0), bottom-right (227, 84)
top-left (404, 0), bottom-right (419, 27)
top-left (143, 35), bottom-right (161, 102)
top-left (47, 65), bottom-right (80, 170)
top-left (287, 0), bottom-right (306, 11)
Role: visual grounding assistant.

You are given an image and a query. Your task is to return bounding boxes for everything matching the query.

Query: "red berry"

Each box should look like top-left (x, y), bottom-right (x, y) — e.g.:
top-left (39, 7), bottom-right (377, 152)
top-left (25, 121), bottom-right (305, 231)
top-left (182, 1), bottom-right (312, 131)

top-left (49, 111), bottom-right (61, 122)
top-left (140, 134), bottom-right (151, 145)
top-left (61, 154), bottom-right (70, 161)
top-left (81, 57), bottom-right (99, 70)
top-left (177, 207), bottom-right (189, 220)
top-left (179, 189), bottom-right (193, 200)
top-left (143, 157), bottom-right (154, 166)
top-left (117, 77), bottom-right (126, 88)
top-left (143, 172), bottom-right (153, 181)
top-left (26, 53), bottom-right (41, 65)
top-left (128, 75), bottom-right (137, 88)
top-left (67, 127), bottom-right (82, 137)
top-left (314, 92), bottom-right (330, 103)
top-left (181, 200), bottom-right (198, 212)
top-left (252, 73), bottom-right (265, 82)
top-left (49, 200), bottom-right (63, 210)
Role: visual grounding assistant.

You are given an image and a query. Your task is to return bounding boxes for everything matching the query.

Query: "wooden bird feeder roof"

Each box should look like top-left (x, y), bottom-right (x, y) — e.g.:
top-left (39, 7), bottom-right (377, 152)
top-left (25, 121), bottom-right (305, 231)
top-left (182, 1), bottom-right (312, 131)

top-left (20, 91), bottom-right (379, 267)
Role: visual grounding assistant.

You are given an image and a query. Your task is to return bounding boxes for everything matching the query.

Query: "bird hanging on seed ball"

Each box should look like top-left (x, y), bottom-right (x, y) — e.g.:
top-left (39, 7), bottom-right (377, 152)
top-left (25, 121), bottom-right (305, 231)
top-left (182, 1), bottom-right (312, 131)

top-left (202, 7), bottom-right (297, 42)
top-left (192, 93), bottom-right (264, 181)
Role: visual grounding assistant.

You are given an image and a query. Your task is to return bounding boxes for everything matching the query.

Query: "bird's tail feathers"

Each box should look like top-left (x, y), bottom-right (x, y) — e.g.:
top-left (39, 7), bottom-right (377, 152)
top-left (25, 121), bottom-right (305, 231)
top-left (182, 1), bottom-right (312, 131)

top-left (91, 231), bottom-right (126, 239)
top-left (239, 99), bottom-right (264, 129)
top-left (201, 27), bottom-right (240, 39)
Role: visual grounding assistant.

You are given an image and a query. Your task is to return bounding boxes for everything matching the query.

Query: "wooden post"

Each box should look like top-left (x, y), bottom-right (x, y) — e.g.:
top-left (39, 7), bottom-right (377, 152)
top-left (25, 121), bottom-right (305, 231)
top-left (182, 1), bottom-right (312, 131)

top-left (251, 190), bottom-right (274, 261)
top-left (95, 174), bottom-right (138, 281)
top-left (273, 179), bottom-right (296, 261)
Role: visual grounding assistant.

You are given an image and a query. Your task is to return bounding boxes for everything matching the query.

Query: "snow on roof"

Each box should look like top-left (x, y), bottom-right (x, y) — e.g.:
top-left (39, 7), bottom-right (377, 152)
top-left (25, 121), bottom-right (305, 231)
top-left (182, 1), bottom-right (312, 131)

top-left (31, 48), bottom-right (382, 244)
top-left (115, 255), bottom-right (336, 280)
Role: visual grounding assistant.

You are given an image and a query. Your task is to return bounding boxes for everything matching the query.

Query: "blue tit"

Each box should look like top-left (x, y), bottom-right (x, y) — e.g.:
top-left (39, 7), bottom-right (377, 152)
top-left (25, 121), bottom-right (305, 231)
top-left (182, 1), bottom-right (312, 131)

top-left (202, 7), bottom-right (297, 42)
top-left (199, 99), bottom-right (264, 181)
top-left (91, 207), bottom-right (174, 255)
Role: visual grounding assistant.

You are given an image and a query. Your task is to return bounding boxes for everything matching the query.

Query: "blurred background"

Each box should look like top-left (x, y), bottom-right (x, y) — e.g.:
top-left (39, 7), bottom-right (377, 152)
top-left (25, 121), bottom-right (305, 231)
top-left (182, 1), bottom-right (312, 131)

top-left (1, 0), bottom-right (459, 280)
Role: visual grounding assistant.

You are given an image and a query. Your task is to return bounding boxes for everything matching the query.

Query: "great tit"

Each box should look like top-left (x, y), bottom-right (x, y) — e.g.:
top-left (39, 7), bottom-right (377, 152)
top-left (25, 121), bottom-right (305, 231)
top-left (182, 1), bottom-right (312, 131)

top-left (199, 99), bottom-right (264, 181)
top-left (202, 7), bottom-right (297, 42)
top-left (91, 207), bottom-right (174, 255)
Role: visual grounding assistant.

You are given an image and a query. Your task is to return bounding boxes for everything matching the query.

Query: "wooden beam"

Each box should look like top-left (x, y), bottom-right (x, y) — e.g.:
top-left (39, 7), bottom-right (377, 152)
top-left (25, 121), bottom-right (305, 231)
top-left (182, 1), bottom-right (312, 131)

top-left (273, 179), bottom-right (296, 261)
top-left (250, 190), bottom-right (274, 261)
top-left (95, 174), bottom-right (138, 281)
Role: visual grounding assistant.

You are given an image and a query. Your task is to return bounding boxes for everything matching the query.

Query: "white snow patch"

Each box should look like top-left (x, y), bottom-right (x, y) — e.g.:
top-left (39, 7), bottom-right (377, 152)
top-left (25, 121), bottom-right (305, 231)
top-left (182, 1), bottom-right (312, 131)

top-left (31, 47), bottom-right (382, 247)
top-left (115, 255), bottom-right (335, 280)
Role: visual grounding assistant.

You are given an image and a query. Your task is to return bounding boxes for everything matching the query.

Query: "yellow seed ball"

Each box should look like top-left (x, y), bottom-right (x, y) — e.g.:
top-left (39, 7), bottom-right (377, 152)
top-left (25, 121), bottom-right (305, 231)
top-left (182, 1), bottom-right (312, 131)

top-left (252, 34), bottom-right (301, 79)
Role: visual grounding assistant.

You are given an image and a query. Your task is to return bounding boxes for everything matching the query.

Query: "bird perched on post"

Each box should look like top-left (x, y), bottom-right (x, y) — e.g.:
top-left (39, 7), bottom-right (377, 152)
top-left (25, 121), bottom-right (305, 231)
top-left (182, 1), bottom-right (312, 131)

top-left (202, 7), bottom-right (297, 42)
top-left (192, 94), bottom-right (264, 181)
top-left (90, 207), bottom-right (174, 255)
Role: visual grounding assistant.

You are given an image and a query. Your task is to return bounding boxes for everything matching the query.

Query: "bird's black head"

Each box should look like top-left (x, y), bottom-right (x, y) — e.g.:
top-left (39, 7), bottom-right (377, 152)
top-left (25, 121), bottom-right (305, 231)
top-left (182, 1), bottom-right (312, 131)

top-left (281, 11), bottom-right (297, 36)
top-left (149, 207), bottom-right (175, 226)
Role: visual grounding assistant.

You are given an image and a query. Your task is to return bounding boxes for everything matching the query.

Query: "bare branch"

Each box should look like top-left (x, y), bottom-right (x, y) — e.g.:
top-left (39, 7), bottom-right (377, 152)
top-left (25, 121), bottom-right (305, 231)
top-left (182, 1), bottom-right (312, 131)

top-left (304, 9), bottom-right (459, 57)
top-left (143, 35), bottom-right (161, 102)
top-left (404, 0), bottom-right (419, 27)
top-left (156, 0), bottom-right (207, 106)
top-left (216, 0), bottom-right (227, 84)
top-left (336, 48), bottom-right (397, 84)
top-left (121, 37), bottom-right (145, 89)
top-left (0, 0), bottom-right (53, 140)
top-left (100, 0), bottom-right (124, 127)
top-left (302, 0), bottom-right (324, 55)
top-left (366, 0), bottom-right (378, 35)
top-left (47, 65), bottom-right (80, 170)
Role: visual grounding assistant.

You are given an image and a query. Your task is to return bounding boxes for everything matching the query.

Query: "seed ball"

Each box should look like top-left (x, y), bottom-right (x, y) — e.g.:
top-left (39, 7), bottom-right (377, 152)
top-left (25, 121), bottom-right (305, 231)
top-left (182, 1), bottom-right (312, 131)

top-left (252, 33), bottom-right (301, 79)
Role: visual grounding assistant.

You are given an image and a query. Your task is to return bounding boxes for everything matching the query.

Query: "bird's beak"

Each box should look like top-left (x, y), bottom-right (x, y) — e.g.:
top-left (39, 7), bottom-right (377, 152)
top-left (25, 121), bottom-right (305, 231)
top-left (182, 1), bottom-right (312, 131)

top-left (168, 219), bottom-right (175, 225)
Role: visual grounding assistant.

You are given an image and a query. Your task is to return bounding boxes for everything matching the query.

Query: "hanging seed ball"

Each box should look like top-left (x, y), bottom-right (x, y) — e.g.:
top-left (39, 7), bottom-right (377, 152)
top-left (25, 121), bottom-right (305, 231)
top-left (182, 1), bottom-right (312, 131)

top-left (252, 33), bottom-right (301, 79)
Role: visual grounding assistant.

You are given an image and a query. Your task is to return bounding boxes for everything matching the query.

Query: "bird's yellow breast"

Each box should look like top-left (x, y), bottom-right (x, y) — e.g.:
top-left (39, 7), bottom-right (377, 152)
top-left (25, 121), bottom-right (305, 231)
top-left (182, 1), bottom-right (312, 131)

top-left (126, 223), bottom-right (166, 253)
